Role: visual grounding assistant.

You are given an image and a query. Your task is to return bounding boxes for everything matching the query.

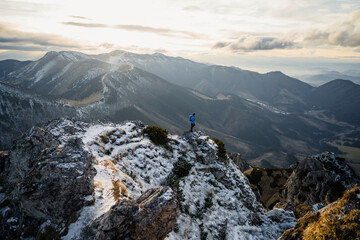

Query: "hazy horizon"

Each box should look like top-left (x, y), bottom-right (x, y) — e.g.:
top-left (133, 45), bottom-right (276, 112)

top-left (1, 0), bottom-right (359, 77)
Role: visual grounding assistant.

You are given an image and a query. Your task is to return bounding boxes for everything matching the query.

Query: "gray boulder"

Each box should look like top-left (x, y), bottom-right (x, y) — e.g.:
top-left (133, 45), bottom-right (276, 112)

top-left (85, 186), bottom-right (177, 240)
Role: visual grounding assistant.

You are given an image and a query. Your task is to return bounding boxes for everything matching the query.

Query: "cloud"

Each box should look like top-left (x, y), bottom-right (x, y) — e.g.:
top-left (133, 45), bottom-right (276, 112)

top-left (0, 22), bottom-right (82, 51)
top-left (304, 10), bottom-right (360, 47)
top-left (62, 21), bottom-right (106, 28)
top-left (0, 44), bottom-right (47, 51)
top-left (69, 15), bottom-right (91, 20)
top-left (213, 35), bottom-right (296, 52)
top-left (62, 21), bottom-right (206, 39)
top-left (214, 10), bottom-right (360, 53)
top-left (213, 41), bottom-right (230, 49)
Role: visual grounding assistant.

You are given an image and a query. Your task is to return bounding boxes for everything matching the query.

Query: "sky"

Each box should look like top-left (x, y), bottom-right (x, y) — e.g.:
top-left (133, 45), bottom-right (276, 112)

top-left (0, 0), bottom-right (360, 76)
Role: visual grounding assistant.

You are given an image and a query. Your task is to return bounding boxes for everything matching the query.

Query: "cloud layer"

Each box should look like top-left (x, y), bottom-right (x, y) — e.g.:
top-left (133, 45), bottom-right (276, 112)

top-left (214, 10), bottom-right (360, 52)
top-left (213, 36), bottom-right (295, 51)
top-left (0, 23), bottom-right (81, 51)
top-left (62, 21), bottom-right (205, 39)
top-left (304, 10), bottom-right (360, 47)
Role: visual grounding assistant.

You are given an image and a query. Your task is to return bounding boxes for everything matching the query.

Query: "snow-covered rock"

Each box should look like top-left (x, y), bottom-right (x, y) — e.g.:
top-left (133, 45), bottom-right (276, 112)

top-left (0, 119), bottom-right (296, 239)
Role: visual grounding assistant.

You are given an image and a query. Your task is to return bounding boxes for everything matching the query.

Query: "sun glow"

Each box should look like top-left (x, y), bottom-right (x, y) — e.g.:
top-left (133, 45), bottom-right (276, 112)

top-left (0, 0), bottom-right (359, 75)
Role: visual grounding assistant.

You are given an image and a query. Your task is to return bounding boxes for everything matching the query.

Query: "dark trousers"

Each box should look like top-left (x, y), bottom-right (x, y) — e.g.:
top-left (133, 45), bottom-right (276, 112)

top-left (190, 123), bottom-right (195, 132)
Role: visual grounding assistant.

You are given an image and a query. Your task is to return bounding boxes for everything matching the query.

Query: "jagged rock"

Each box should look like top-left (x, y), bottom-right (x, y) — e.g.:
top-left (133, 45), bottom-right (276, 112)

top-left (229, 153), bottom-right (250, 172)
top-left (184, 131), bottom-right (217, 164)
top-left (85, 187), bottom-right (177, 240)
top-left (280, 152), bottom-right (359, 211)
top-left (0, 119), bottom-right (96, 239)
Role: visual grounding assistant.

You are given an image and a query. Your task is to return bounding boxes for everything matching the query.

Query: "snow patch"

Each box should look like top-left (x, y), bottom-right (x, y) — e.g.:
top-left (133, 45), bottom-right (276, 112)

top-left (6, 217), bottom-right (17, 224)
top-left (312, 203), bottom-right (325, 212)
top-left (31, 58), bottom-right (58, 85)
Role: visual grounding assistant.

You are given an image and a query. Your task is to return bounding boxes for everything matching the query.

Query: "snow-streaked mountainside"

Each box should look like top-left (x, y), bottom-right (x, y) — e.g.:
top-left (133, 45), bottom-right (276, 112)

top-left (0, 81), bottom-right (76, 149)
top-left (2, 50), bottom-right (312, 112)
top-left (4, 51), bottom-right (119, 102)
top-left (95, 51), bottom-right (313, 112)
top-left (0, 119), bottom-right (295, 239)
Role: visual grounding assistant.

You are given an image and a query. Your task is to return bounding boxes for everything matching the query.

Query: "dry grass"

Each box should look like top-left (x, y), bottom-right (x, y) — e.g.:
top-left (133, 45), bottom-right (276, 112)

top-left (101, 159), bottom-right (129, 200)
top-left (112, 178), bottom-right (128, 200)
top-left (329, 143), bottom-right (360, 163)
top-left (61, 93), bottom-right (103, 107)
top-left (94, 181), bottom-right (104, 192)
top-left (284, 186), bottom-right (360, 240)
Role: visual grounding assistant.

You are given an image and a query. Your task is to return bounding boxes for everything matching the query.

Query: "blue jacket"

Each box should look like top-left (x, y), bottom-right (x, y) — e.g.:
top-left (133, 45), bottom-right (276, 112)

top-left (189, 115), bottom-right (195, 124)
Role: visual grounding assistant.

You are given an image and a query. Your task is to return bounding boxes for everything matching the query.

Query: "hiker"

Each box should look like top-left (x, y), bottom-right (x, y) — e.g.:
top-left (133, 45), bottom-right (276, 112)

top-left (189, 113), bottom-right (195, 132)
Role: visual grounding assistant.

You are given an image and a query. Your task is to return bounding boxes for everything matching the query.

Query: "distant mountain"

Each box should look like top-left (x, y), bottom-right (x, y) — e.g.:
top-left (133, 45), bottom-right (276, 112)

top-left (2, 51), bottom-right (106, 103)
top-left (309, 79), bottom-right (360, 125)
top-left (0, 59), bottom-right (31, 78)
top-left (95, 51), bottom-right (313, 112)
top-left (297, 71), bottom-right (360, 86)
top-left (95, 51), bottom-right (360, 126)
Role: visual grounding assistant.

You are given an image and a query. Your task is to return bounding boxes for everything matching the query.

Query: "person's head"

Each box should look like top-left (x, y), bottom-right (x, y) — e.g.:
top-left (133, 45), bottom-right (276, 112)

top-left (193, 113), bottom-right (195, 116)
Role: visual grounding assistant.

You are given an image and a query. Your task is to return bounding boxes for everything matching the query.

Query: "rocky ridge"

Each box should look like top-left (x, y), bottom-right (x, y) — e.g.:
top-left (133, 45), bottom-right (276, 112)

top-left (279, 152), bottom-right (359, 211)
top-left (0, 119), bottom-right (296, 239)
top-left (244, 151), bottom-right (359, 221)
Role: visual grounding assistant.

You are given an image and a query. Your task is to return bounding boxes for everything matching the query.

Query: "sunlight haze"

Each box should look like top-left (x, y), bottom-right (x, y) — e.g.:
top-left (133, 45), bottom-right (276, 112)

top-left (0, 0), bottom-right (359, 76)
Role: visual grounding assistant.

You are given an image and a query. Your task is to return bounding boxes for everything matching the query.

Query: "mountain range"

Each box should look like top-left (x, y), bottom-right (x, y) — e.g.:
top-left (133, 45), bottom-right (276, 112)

top-left (297, 71), bottom-right (360, 86)
top-left (1, 50), bottom-right (360, 168)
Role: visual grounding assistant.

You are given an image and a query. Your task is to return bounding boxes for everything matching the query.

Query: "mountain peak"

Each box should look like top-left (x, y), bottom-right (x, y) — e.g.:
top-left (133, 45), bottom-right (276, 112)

top-left (58, 51), bottom-right (90, 61)
top-left (42, 51), bottom-right (90, 62)
top-left (152, 52), bottom-right (166, 57)
top-left (317, 78), bottom-right (360, 90)
top-left (327, 79), bottom-right (356, 85)
top-left (266, 71), bottom-right (285, 76)
top-left (43, 51), bottom-right (59, 58)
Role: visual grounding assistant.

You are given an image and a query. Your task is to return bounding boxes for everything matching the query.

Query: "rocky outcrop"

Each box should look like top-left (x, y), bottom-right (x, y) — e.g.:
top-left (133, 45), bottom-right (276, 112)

top-left (279, 152), bottom-right (359, 211)
top-left (85, 187), bottom-right (177, 240)
top-left (0, 119), bottom-right (96, 239)
top-left (280, 186), bottom-right (360, 240)
top-left (229, 153), bottom-right (250, 172)
top-left (244, 152), bottom-right (359, 215)
top-left (1, 119), bottom-right (297, 240)
top-left (183, 131), bottom-right (218, 165)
